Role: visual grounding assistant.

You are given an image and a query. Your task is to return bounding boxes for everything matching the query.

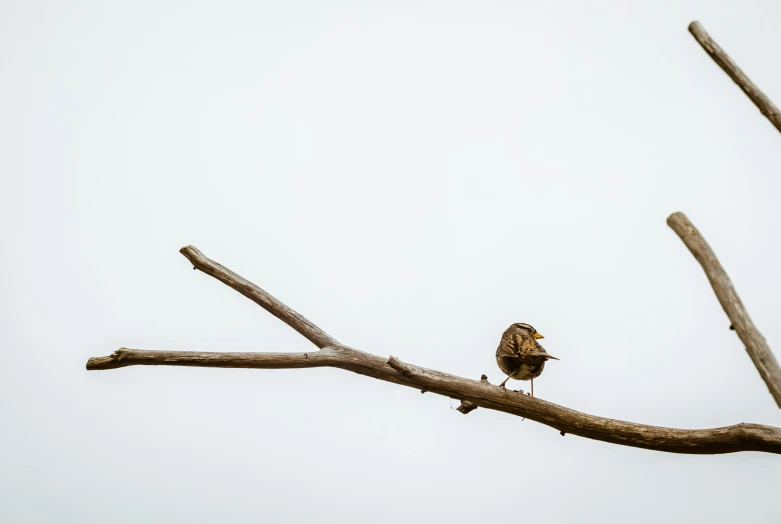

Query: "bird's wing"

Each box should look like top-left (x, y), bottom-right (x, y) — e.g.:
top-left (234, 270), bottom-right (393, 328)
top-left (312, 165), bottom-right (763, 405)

top-left (511, 332), bottom-right (526, 354)
top-left (496, 337), bottom-right (522, 358)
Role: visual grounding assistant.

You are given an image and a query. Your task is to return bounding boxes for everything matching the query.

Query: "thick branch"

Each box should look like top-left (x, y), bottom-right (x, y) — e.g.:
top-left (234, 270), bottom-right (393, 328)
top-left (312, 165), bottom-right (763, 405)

top-left (86, 347), bottom-right (781, 454)
top-left (668, 212), bottom-right (781, 407)
top-left (85, 245), bottom-right (781, 454)
top-left (179, 245), bottom-right (337, 348)
top-left (688, 21), bottom-right (781, 134)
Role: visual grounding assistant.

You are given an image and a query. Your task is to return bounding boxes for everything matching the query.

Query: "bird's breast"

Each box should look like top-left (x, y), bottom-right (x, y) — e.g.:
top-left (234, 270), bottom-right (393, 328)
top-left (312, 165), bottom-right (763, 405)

top-left (511, 361), bottom-right (545, 380)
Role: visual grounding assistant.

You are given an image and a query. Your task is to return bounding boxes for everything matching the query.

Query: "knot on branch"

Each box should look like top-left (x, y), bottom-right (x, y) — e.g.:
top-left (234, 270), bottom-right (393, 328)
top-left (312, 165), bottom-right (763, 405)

top-left (387, 356), bottom-right (415, 376)
top-left (457, 375), bottom-right (490, 415)
top-left (457, 401), bottom-right (478, 415)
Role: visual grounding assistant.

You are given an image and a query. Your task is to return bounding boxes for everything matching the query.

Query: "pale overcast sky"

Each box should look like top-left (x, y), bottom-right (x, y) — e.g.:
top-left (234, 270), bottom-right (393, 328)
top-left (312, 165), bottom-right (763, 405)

top-left (2, 1), bottom-right (781, 522)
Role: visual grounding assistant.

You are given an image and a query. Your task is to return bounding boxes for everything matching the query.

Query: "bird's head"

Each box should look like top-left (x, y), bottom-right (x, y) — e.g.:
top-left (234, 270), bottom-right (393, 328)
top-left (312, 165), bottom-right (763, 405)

top-left (513, 322), bottom-right (559, 361)
top-left (513, 322), bottom-right (545, 340)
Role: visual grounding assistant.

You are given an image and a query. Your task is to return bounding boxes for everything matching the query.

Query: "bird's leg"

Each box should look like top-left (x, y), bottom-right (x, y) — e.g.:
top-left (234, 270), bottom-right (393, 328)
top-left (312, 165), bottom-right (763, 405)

top-left (531, 378), bottom-right (534, 398)
top-left (499, 375), bottom-right (511, 388)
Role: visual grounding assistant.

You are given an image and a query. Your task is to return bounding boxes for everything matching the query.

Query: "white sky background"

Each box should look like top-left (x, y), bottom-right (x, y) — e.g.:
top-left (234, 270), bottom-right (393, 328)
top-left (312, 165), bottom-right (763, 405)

top-left (2, 0), bottom-right (781, 521)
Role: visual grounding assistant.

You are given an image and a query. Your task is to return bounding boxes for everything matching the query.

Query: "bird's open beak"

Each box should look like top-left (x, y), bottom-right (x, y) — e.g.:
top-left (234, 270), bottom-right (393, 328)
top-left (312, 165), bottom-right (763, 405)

top-left (545, 354), bottom-right (559, 360)
top-left (534, 333), bottom-right (544, 339)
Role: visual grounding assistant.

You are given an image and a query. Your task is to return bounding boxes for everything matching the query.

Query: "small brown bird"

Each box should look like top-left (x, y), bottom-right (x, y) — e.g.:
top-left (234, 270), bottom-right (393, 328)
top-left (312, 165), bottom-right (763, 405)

top-left (495, 323), bottom-right (559, 397)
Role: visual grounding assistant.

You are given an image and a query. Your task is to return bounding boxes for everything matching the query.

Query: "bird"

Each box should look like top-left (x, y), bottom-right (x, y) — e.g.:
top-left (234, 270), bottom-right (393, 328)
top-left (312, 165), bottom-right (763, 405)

top-left (495, 323), bottom-right (559, 397)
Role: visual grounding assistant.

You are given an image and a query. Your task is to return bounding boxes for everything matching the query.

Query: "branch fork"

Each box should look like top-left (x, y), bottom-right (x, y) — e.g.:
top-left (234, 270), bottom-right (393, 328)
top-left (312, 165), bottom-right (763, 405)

top-left (87, 237), bottom-right (781, 455)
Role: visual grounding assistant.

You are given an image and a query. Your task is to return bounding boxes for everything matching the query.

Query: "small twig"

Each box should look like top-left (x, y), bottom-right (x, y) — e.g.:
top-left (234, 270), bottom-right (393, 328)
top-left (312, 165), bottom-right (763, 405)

top-left (668, 212), bottom-right (781, 408)
top-left (85, 245), bottom-right (781, 454)
top-left (688, 21), bottom-right (781, 134)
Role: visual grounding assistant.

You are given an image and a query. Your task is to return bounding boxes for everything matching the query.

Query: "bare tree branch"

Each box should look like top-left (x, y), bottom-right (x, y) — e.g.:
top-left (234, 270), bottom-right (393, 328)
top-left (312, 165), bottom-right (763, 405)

top-left (668, 212), bottom-right (781, 408)
top-left (688, 21), bottom-right (781, 134)
top-left (179, 245), bottom-right (337, 349)
top-left (86, 246), bottom-right (781, 455)
top-left (86, 347), bottom-right (781, 455)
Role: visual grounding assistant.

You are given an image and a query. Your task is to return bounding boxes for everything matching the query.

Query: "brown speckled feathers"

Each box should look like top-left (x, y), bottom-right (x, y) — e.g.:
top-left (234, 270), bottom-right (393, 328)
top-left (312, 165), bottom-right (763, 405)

top-left (495, 323), bottom-right (557, 385)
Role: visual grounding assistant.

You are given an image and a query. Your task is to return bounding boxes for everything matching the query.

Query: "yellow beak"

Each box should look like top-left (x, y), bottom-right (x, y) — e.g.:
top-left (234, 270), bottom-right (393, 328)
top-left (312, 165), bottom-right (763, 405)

top-left (533, 332), bottom-right (544, 339)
